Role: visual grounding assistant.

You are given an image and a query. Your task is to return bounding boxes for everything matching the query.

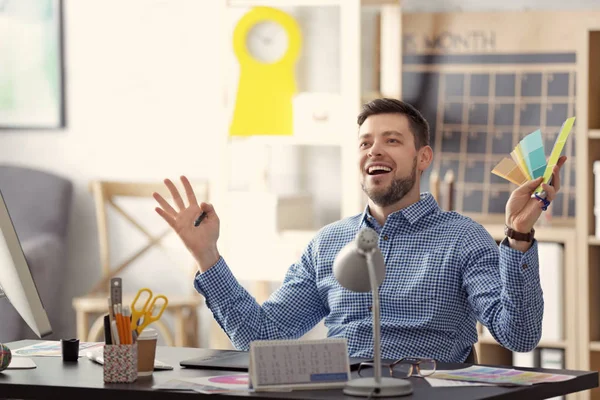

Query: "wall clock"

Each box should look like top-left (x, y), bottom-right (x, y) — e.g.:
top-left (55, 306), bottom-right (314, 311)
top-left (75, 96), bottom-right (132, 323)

top-left (229, 7), bottom-right (301, 137)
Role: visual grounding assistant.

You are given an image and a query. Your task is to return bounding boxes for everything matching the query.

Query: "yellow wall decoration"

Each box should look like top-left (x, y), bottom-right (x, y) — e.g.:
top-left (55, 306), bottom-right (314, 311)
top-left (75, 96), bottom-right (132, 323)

top-left (230, 7), bottom-right (301, 137)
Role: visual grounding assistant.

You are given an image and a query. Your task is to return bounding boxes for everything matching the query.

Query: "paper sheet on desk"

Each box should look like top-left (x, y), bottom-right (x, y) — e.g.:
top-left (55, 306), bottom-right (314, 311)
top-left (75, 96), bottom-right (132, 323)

top-left (12, 341), bottom-right (103, 357)
top-left (7, 357), bottom-right (36, 369)
top-left (153, 374), bottom-right (252, 394)
top-left (431, 365), bottom-right (576, 386)
top-left (426, 378), bottom-right (493, 387)
top-left (153, 379), bottom-right (241, 394)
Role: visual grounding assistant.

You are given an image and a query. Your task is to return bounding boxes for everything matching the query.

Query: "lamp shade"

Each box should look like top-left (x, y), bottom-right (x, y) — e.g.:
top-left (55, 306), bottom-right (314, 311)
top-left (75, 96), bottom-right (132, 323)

top-left (333, 228), bottom-right (385, 292)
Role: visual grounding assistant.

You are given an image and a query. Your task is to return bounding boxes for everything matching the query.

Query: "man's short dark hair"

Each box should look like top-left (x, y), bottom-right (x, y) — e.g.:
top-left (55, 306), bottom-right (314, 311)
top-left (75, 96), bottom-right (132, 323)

top-left (357, 98), bottom-right (430, 149)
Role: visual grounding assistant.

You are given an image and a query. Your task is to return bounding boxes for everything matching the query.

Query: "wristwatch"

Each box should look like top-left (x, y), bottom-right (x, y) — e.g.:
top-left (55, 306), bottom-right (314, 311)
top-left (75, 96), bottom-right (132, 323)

top-left (504, 225), bottom-right (535, 242)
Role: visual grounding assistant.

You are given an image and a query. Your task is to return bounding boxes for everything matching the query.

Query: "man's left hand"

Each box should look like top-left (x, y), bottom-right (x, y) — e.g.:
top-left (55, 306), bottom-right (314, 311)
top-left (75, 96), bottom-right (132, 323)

top-left (504, 156), bottom-right (567, 250)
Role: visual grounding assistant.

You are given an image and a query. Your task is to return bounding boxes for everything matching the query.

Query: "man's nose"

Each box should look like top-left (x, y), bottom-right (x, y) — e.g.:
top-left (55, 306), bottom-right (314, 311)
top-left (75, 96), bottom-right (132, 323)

top-left (368, 141), bottom-right (383, 157)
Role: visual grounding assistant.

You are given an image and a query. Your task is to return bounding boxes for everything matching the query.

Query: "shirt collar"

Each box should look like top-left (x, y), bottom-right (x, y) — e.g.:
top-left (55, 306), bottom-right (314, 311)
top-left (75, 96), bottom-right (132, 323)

top-left (359, 192), bottom-right (440, 227)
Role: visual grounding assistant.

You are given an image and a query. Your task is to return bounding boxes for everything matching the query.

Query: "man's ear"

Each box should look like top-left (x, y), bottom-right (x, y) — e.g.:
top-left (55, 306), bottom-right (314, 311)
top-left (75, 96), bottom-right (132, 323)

top-left (418, 145), bottom-right (433, 172)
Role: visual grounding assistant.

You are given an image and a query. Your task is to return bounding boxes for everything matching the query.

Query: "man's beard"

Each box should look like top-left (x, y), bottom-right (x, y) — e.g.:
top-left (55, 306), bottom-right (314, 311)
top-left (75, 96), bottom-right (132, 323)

top-left (361, 157), bottom-right (417, 208)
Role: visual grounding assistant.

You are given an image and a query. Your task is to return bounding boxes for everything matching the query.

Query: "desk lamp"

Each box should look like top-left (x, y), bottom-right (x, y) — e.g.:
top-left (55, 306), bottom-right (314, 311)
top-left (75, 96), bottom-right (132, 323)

top-left (333, 228), bottom-right (413, 397)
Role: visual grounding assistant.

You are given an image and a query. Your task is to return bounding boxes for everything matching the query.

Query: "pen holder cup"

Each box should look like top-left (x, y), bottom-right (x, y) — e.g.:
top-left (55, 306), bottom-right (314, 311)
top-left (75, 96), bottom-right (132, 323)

top-left (103, 343), bottom-right (138, 383)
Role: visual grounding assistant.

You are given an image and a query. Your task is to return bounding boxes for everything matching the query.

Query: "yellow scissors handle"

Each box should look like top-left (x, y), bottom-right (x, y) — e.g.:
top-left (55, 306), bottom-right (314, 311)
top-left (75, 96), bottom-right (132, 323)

top-left (130, 288), bottom-right (153, 331)
top-left (135, 294), bottom-right (169, 334)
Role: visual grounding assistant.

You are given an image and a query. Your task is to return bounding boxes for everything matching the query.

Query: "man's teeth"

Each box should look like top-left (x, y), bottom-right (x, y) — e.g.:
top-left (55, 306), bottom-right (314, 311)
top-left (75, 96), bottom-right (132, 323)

top-left (368, 166), bottom-right (392, 174)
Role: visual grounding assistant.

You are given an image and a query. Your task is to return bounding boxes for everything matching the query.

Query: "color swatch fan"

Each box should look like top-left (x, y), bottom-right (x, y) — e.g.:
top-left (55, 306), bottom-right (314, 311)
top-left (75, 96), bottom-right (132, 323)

top-left (491, 117), bottom-right (575, 195)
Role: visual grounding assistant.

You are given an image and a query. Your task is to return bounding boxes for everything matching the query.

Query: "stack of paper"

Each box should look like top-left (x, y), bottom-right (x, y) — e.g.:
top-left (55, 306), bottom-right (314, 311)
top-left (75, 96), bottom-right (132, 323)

top-left (491, 117), bottom-right (575, 195)
top-left (430, 365), bottom-right (575, 386)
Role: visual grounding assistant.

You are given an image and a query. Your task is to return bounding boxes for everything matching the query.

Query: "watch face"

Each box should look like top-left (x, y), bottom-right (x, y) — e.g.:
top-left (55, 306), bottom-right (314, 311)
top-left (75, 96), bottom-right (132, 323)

top-left (246, 20), bottom-right (288, 63)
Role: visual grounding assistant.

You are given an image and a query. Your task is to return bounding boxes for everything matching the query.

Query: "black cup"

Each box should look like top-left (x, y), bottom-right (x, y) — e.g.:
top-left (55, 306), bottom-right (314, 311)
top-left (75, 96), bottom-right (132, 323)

top-left (61, 339), bottom-right (79, 362)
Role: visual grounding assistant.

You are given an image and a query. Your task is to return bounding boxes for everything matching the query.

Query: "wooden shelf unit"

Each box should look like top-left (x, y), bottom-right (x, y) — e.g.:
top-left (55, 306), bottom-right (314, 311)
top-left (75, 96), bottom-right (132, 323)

top-left (475, 224), bottom-right (578, 381)
top-left (577, 27), bottom-right (600, 400)
top-left (475, 20), bottom-right (600, 400)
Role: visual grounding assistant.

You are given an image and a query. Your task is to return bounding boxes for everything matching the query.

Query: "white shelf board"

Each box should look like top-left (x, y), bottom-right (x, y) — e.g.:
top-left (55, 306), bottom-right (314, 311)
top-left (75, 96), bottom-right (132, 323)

top-left (227, 0), bottom-right (400, 7)
top-left (590, 341), bottom-right (600, 352)
top-left (478, 334), bottom-right (567, 349)
top-left (589, 235), bottom-right (600, 245)
top-left (589, 129), bottom-right (600, 139)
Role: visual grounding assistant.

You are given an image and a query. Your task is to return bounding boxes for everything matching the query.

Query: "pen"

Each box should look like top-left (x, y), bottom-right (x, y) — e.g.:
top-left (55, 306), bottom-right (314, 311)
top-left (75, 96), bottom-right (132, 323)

top-left (103, 314), bottom-right (112, 345)
top-left (194, 212), bottom-right (206, 227)
top-left (107, 297), bottom-right (116, 344)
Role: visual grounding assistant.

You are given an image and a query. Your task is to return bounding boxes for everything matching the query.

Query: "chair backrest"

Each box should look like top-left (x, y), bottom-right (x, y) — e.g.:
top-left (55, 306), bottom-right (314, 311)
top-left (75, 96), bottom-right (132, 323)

top-left (0, 164), bottom-right (73, 242)
top-left (87, 180), bottom-right (209, 295)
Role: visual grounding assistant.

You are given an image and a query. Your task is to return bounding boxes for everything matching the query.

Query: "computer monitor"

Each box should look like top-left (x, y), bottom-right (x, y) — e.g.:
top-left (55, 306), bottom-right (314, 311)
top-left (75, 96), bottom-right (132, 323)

top-left (0, 189), bottom-right (52, 338)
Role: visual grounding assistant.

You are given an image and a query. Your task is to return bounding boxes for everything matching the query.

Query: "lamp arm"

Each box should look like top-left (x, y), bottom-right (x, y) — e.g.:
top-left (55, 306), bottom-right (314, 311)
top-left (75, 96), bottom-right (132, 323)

top-left (365, 250), bottom-right (382, 385)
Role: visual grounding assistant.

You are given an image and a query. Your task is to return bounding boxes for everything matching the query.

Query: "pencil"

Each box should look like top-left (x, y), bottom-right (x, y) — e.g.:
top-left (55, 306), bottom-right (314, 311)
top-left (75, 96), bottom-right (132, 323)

top-left (114, 304), bottom-right (125, 345)
top-left (123, 306), bottom-right (133, 345)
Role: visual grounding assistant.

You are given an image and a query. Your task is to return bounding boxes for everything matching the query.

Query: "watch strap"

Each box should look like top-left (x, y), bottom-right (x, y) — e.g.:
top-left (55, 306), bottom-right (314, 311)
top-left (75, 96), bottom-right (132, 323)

top-left (504, 225), bottom-right (535, 242)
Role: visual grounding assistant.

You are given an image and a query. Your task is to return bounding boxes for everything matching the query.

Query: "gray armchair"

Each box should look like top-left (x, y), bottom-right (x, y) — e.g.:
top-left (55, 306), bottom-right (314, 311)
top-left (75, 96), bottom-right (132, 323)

top-left (0, 164), bottom-right (73, 342)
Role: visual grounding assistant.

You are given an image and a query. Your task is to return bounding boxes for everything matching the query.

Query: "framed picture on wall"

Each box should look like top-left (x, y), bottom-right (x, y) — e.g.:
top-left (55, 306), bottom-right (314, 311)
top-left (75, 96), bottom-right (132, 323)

top-left (0, 0), bottom-right (66, 129)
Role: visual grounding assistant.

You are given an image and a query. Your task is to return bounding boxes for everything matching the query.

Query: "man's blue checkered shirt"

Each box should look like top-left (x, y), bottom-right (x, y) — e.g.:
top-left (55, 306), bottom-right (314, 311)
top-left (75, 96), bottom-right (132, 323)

top-left (194, 193), bottom-right (543, 363)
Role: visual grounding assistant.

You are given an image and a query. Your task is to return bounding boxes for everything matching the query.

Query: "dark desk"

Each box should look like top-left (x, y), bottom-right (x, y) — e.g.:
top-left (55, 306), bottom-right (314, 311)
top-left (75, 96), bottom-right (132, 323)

top-left (0, 341), bottom-right (597, 400)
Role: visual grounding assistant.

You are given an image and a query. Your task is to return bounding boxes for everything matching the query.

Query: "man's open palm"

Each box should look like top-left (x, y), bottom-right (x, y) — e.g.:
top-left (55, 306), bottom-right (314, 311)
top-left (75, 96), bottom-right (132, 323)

top-left (153, 176), bottom-right (220, 272)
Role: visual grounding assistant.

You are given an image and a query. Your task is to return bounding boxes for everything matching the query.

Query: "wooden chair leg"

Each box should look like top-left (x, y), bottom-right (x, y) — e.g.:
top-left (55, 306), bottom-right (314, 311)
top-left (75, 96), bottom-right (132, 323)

top-left (210, 319), bottom-right (234, 349)
top-left (178, 306), bottom-right (199, 347)
top-left (153, 320), bottom-right (175, 346)
top-left (88, 315), bottom-right (106, 342)
top-left (173, 307), bottom-right (185, 347)
top-left (186, 307), bottom-right (199, 347)
top-left (76, 310), bottom-right (90, 343)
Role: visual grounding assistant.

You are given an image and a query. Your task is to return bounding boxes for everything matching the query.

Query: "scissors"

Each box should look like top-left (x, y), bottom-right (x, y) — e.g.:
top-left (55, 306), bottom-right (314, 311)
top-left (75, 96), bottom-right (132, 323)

top-left (130, 288), bottom-right (168, 335)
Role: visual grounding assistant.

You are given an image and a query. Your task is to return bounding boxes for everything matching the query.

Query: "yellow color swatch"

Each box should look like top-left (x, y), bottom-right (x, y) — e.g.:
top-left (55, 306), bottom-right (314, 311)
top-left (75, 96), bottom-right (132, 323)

top-left (492, 158), bottom-right (529, 186)
top-left (534, 116), bottom-right (576, 193)
top-left (510, 147), bottom-right (532, 181)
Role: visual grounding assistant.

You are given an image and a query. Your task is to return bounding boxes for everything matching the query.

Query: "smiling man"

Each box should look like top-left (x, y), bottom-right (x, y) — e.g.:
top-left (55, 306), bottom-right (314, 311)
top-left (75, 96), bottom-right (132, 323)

top-left (153, 98), bottom-right (565, 363)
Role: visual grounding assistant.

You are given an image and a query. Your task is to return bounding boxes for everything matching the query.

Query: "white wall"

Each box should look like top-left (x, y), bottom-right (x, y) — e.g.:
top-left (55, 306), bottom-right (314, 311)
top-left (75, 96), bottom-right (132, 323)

top-left (0, 0), bottom-right (225, 342)
top-left (1, 0), bottom-right (599, 344)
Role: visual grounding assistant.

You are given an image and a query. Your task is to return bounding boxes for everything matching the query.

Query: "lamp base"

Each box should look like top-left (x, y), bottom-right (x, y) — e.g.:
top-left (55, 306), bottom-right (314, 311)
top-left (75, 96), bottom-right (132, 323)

top-left (343, 377), bottom-right (413, 397)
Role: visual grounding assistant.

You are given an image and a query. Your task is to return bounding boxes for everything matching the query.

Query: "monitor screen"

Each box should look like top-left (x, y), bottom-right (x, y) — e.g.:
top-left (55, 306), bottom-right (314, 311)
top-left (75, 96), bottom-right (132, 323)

top-left (0, 189), bottom-right (52, 338)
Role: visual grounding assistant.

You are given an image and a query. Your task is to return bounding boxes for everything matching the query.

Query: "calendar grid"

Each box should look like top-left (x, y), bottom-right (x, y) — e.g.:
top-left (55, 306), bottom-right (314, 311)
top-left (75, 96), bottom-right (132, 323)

top-left (249, 338), bottom-right (350, 390)
top-left (406, 59), bottom-right (577, 221)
